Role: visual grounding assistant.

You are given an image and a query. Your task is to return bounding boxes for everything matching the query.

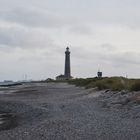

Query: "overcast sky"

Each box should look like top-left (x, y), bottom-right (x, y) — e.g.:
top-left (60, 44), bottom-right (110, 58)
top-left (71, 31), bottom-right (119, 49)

top-left (0, 0), bottom-right (140, 81)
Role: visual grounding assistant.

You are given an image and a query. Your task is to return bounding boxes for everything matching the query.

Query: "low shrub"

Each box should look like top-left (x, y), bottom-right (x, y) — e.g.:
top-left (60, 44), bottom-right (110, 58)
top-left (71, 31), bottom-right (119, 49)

top-left (130, 80), bottom-right (140, 91)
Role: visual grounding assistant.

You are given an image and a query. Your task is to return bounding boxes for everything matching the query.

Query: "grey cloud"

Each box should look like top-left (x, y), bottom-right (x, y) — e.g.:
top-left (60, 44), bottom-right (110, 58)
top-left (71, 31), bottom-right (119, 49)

top-left (1, 0), bottom-right (140, 29)
top-left (92, 51), bottom-right (140, 68)
top-left (71, 45), bottom-right (140, 67)
top-left (99, 44), bottom-right (116, 51)
top-left (109, 52), bottom-right (140, 66)
top-left (0, 6), bottom-right (94, 32)
top-left (69, 24), bottom-right (93, 35)
top-left (0, 7), bottom-right (65, 28)
top-left (94, 8), bottom-right (140, 29)
top-left (60, 1), bottom-right (140, 29)
top-left (72, 44), bottom-right (116, 60)
top-left (0, 25), bottom-right (54, 49)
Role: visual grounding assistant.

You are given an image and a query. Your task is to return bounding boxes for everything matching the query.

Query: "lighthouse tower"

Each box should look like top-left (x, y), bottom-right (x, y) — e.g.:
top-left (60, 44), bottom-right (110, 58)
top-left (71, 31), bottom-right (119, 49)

top-left (56, 47), bottom-right (72, 80)
top-left (64, 47), bottom-right (71, 78)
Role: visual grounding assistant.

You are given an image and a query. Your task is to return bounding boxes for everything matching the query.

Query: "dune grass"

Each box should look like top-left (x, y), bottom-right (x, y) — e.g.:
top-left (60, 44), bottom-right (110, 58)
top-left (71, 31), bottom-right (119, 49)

top-left (68, 77), bottom-right (140, 91)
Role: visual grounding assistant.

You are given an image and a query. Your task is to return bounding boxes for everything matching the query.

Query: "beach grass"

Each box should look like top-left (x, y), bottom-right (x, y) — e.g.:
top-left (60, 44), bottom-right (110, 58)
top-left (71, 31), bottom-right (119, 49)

top-left (68, 77), bottom-right (140, 91)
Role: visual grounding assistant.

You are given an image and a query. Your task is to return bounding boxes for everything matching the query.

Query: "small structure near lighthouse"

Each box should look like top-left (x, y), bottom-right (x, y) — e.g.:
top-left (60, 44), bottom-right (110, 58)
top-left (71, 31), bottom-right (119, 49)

top-left (56, 47), bottom-right (72, 80)
top-left (97, 71), bottom-right (102, 78)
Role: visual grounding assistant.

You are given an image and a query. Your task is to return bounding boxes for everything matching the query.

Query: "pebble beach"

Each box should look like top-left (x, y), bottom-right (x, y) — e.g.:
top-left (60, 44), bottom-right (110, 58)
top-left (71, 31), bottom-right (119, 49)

top-left (0, 83), bottom-right (139, 140)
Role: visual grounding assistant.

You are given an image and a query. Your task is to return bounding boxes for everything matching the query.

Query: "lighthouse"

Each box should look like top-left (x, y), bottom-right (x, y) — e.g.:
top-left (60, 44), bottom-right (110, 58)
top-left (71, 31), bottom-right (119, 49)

top-left (64, 47), bottom-right (71, 78)
top-left (56, 47), bottom-right (72, 80)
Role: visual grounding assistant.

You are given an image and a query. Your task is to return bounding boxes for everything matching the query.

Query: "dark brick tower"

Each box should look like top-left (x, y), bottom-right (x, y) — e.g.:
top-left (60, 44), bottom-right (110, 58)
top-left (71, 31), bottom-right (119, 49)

top-left (64, 47), bottom-right (71, 78)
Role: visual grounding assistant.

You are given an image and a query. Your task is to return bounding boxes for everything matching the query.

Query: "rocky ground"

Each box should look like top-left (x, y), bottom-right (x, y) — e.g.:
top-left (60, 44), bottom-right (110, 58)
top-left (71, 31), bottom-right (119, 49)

top-left (0, 83), bottom-right (139, 140)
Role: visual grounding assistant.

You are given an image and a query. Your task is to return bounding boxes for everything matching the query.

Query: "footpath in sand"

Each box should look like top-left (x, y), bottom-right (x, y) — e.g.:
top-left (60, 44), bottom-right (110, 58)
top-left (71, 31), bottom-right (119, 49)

top-left (0, 83), bottom-right (139, 140)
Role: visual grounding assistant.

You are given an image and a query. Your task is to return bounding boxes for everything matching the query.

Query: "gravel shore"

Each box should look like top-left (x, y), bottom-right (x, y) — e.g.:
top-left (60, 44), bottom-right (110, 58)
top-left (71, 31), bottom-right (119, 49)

top-left (0, 82), bottom-right (139, 140)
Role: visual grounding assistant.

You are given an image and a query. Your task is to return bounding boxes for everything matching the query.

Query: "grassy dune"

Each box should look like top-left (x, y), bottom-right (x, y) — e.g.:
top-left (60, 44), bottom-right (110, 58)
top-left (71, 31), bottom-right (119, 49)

top-left (68, 77), bottom-right (140, 91)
